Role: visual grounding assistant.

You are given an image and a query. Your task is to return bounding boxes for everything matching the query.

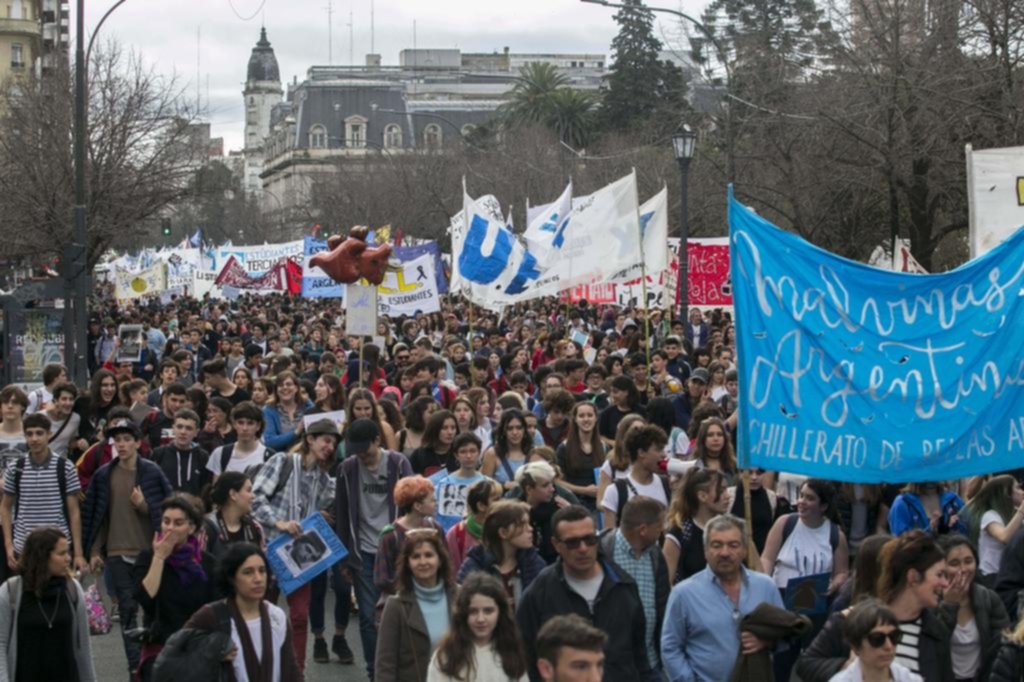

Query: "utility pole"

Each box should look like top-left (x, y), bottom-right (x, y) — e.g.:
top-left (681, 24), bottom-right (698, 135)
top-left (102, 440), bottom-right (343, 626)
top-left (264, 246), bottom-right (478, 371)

top-left (68, 0), bottom-right (90, 386)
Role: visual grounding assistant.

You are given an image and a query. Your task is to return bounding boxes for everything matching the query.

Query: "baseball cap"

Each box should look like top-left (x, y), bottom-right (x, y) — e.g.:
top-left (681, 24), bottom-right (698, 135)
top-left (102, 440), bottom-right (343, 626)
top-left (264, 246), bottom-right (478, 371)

top-left (691, 368), bottom-right (710, 384)
top-left (345, 418), bottom-right (381, 455)
top-left (306, 419), bottom-right (341, 441)
top-left (105, 417), bottom-right (141, 440)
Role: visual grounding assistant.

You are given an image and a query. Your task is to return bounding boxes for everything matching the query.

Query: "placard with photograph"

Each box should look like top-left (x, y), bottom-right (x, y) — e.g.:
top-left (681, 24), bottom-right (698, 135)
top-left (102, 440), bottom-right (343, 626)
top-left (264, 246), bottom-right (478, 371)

top-left (117, 324), bottom-right (144, 363)
top-left (266, 512), bottom-right (348, 595)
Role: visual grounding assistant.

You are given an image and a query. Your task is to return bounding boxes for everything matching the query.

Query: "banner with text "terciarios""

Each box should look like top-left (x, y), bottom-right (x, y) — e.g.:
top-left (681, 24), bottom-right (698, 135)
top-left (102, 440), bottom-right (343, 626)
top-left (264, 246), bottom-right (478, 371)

top-left (730, 189), bottom-right (1024, 483)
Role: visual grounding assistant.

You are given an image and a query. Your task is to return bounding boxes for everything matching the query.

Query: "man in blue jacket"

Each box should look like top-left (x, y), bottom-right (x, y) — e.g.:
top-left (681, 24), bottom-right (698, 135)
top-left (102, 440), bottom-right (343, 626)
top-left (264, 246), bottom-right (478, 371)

top-left (81, 417), bottom-right (171, 679)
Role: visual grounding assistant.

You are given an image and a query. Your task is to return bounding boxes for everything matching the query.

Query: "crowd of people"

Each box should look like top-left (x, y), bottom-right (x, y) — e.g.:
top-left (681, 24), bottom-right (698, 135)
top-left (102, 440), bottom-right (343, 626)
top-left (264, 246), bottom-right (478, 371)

top-left (2, 291), bottom-right (1024, 681)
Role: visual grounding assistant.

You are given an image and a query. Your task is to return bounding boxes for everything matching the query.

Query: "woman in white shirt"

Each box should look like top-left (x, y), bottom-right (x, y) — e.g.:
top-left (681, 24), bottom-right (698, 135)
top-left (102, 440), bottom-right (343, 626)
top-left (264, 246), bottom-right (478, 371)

top-left (185, 542), bottom-right (301, 681)
top-left (963, 474), bottom-right (1024, 585)
top-left (762, 478), bottom-right (850, 594)
top-left (829, 600), bottom-right (922, 682)
top-left (427, 573), bottom-right (527, 682)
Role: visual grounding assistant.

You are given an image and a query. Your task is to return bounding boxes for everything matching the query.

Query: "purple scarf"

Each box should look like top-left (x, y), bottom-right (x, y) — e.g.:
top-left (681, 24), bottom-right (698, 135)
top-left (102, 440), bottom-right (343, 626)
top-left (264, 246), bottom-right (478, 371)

top-left (165, 535), bottom-right (207, 586)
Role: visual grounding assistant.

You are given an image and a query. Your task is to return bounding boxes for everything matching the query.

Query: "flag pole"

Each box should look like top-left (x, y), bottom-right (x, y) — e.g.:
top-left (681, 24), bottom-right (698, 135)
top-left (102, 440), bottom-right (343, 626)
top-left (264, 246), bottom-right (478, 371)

top-left (467, 295), bottom-right (475, 387)
top-left (358, 337), bottom-right (365, 390)
top-left (632, 169), bottom-right (653, 389)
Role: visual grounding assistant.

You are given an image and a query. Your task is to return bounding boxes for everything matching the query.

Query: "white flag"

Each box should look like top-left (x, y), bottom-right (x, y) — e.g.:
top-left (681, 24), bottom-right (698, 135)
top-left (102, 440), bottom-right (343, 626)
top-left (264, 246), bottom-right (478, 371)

top-left (606, 186), bottom-right (670, 281)
top-left (523, 182), bottom-right (573, 267)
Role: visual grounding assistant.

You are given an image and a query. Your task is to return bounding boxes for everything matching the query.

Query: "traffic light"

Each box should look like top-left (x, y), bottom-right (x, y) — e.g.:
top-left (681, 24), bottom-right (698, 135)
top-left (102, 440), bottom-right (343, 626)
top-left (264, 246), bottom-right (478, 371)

top-left (161, 219), bottom-right (171, 237)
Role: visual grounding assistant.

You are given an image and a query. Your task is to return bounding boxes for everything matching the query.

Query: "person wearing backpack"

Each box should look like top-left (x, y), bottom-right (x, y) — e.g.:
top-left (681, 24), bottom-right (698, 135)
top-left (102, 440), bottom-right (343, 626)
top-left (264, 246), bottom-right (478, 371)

top-left (0, 527), bottom-right (96, 682)
top-left (149, 409), bottom-right (211, 497)
top-left (599, 425), bottom-right (671, 530)
top-left (206, 401), bottom-right (273, 480)
top-left (760, 478), bottom-right (850, 682)
top-left (250, 418), bottom-right (338, 673)
top-left (0, 412), bottom-right (87, 575)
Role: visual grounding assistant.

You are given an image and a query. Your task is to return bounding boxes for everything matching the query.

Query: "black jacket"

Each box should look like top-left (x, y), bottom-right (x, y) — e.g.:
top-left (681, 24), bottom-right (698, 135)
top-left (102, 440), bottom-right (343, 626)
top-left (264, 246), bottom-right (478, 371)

top-left (796, 607), bottom-right (954, 682)
top-left (597, 528), bottom-right (669, 666)
top-left (516, 557), bottom-right (650, 682)
top-left (990, 638), bottom-right (1024, 682)
top-left (81, 457), bottom-right (172, 558)
top-left (933, 583), bottom-right (1009, 682)
top-left (150, 444), bottom-right (211, 496)
top-left (996, 528), bottom-right (1024, 620)
top-left (133, 548), bottom-right (220, 645)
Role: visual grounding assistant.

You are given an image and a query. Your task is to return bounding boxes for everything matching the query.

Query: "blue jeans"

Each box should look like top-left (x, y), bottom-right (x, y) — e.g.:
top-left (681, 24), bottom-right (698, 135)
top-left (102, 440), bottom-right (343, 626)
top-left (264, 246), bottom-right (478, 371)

top-left (107, 556), bottom-right (141, 676)
top-left (309, 563), bottom-right (350, 636)
top-left (351, 552), bottom-right (380, 679)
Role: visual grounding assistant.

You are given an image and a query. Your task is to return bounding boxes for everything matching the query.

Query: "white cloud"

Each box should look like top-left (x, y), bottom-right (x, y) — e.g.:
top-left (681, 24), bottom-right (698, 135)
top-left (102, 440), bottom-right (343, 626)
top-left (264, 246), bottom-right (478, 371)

top-left (75, 0), bottom-right (706, 152)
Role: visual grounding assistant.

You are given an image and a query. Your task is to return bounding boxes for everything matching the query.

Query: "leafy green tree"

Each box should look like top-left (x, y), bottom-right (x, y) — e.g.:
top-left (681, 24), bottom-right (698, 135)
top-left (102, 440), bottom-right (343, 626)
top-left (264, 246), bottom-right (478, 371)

top-left (499, 62), bottom-right (569, 127)
top-left (602, 0), bottom-right (689, 132)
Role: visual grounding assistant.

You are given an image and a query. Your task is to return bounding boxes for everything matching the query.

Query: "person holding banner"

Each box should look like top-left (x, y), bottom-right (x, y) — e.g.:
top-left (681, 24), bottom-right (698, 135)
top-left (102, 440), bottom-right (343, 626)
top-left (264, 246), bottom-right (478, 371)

top-left (184, 542), bottom-right (302, 682)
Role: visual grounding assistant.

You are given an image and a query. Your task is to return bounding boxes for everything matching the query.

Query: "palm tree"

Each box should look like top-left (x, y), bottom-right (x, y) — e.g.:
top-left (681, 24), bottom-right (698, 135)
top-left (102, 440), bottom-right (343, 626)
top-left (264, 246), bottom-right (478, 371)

top-left (546, 89), bottom-right (597, 148)
top-left (500, 62), bottom-right (569, 127)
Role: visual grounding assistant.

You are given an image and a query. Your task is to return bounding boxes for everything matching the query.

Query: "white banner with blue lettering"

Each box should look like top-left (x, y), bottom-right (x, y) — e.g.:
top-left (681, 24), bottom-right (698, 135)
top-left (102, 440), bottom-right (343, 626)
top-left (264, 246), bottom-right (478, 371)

top-left (731, 190), bottom-right (1024, 483)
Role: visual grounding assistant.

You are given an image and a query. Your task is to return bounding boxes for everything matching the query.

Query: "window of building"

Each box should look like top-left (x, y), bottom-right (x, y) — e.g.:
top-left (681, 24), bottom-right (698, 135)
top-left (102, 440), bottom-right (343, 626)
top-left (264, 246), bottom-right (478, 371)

top-left (309, 124), bottom-right (326, 149)
top-left (383, 123), bottom-right (402, 149)
top-left (423, 123), bottom-right (443, 149)
top-left (11, 44), bottom-right (23, 68)
top-left (345, 115), bottom-right (367, 148)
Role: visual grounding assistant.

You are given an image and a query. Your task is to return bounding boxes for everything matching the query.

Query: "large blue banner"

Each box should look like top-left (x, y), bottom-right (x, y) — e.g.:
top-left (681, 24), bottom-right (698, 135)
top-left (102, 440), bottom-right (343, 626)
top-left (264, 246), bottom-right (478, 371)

top-left (731, 190), bottom-right (1024, 483)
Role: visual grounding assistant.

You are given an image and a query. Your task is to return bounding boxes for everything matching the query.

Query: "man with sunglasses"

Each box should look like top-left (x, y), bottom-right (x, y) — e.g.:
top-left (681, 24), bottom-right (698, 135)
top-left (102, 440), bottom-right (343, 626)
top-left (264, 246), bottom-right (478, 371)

top-left (661, 514), bottom-right (785, 682)
top-left (516, 504), bottom-right (650, 682)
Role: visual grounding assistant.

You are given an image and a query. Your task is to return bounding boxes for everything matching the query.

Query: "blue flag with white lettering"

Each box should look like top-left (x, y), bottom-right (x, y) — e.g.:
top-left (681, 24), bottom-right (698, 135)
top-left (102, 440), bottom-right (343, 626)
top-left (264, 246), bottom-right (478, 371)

top-left (731, 188), bottom-right (1024, 482)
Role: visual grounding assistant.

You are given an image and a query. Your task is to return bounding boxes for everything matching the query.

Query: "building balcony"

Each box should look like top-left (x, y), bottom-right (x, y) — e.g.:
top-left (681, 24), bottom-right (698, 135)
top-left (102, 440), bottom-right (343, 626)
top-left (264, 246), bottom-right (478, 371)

top-left (0, 17), bottom-right (40, 39)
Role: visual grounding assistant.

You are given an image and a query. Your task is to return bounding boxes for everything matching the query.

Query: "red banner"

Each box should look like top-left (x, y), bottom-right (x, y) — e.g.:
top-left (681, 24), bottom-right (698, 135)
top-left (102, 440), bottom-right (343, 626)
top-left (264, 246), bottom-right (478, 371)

top-left (215, 255), bottom-right (296, 291)
top-left (687, 238), bottom-right (732, 307)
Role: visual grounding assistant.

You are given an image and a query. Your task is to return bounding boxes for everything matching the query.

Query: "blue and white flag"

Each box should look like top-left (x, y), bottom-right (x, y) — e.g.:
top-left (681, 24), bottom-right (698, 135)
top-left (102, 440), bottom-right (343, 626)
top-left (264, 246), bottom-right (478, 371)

top-left (731, 188), bottom-right (1024, 483)
top-left (189, 228), bottom-right (203, 248)
top-left (455, 189), bottom-right (542, 298)
top-left (524, 182), bottom-right (572, 267)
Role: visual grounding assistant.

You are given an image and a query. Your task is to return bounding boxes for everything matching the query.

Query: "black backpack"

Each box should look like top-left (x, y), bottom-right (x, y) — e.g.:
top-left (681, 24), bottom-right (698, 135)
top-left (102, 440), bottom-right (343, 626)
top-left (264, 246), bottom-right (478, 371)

top-left (151, 601), bottom-right (233, 682)
top-left (614, 475), bottom-right (672, 526)
top-left (780, 513), bottom-right (840, 552)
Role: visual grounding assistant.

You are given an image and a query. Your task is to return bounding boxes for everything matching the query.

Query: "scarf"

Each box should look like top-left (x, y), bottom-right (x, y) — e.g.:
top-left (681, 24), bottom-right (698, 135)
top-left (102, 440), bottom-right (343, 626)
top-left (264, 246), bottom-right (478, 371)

top-left (466, 514), bottom-right (484, 541)
top-left (228, 599), bottom-right (274, 682)
top-left (165, 535), bottom-right (207, 586)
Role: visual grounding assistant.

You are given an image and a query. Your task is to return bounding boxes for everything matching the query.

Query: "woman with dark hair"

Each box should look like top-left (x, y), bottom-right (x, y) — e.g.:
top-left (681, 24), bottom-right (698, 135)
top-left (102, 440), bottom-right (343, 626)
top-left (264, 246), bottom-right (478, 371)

top-left (399, 396), bottom-right (439, 456)
top-left (342, 388), bottom-right (398, 453)
top-left (663, 469), bottom-right (729, 583)
top-left (962, 475), bottom-right (1024, 584)
top-left (797, 530), bottom-right (953, 682)
top-left (204, 472), bottom-right (265, 559)
top-left (830, 534), bottom-right (891, 612)
top-left (646, 396), bottom-right (690, 459)
top-left (250, 377), bottom-right (274, 409)
top-left (935, 534), bottom-right (1008, 682)
top-left (481, 410), bottom-right (532, 490)
top-left (198, 396), bottom-right (236, 453)
top-left (310, 373), bottom-right (346, 413)
top-left (376, 531), bottom-right (456, 682)
top-left (134, 496), bottom-right (219, 680)
top-left (451, 397), bottom-right (478, 436)
top-left (554, 402), bottom-right (606, 513)
top-left (409, 410), bottom-right (459, 477)
top-left (595, 413), bottom-right (645, 514)
top-left (0, 527), bottom-right (95, 681)
top-left (446, 479), bottom-right (502, 575)
top-left (82, 369), bottom-right (119, 443)
top-left (184, 543), bottom-right (302, 681)
top-left (261, 371), bottom-right (313, 452)
top-left (231, 366), bottom-right (253, 394)
top-left (597, 374), bottom-right (646, 442)
top-left (457, 500), bottom-right (545, 606)
top-left (428, 572), bottom-right (527, 681)
top-left (342, 343), bottom-right (388, 398)
top-left (185, 387), bottom-right (209, 428)
top-left (762, 478), bottom-right (850, 594)
top-left (828, 600), bottom-right (922, 682)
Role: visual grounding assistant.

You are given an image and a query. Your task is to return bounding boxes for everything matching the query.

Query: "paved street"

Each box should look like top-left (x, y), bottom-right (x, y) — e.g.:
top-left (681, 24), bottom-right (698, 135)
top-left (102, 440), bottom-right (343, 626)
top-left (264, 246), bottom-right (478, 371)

top-left (91, 591), bottom-right (371, 681)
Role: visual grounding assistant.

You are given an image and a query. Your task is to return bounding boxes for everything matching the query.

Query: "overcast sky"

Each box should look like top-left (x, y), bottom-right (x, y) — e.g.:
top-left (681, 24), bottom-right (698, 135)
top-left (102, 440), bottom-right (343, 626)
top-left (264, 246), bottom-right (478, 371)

top-left (75, 0), bottom-right (707, 151)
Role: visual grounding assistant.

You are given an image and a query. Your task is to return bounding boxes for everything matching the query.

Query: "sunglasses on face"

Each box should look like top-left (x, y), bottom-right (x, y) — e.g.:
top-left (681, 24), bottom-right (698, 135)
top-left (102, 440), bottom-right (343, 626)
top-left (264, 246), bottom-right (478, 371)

top-left (865, 629), bottom-right (902, 648)
top-left (558, 534), bottom-right (599, 550)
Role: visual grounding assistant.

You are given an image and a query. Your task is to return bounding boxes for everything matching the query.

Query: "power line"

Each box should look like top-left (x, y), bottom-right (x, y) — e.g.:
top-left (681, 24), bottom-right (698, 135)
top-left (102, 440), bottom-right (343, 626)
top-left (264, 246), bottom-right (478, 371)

top-left (226, 0), bottom-right (267, 21)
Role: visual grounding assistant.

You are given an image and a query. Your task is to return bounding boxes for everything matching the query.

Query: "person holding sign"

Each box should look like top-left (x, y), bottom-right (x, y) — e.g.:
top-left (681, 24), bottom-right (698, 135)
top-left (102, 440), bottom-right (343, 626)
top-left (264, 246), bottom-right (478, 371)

top-left (251, 419), bottom-right (338, 673)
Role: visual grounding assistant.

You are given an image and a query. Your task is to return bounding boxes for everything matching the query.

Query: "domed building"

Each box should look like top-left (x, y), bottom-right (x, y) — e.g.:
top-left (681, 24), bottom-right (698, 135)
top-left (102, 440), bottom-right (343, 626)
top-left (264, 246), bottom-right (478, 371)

top-left (242, 28), bottom-right (283, 196)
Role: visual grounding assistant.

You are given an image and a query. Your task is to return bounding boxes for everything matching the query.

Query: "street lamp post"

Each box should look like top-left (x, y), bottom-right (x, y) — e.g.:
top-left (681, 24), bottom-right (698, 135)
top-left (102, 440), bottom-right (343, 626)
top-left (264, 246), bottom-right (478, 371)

top-left (67, 0), bottom-right (130, 386)
top-left (672, 125), bottom-right (696, 322)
